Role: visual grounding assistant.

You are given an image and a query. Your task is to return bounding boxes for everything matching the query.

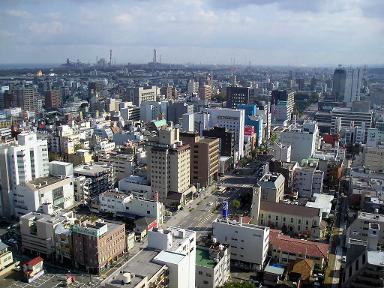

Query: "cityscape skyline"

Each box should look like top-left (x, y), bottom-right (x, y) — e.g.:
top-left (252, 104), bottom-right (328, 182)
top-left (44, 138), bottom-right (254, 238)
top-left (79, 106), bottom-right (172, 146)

top-left (0, 0), bottom-right (383, 66)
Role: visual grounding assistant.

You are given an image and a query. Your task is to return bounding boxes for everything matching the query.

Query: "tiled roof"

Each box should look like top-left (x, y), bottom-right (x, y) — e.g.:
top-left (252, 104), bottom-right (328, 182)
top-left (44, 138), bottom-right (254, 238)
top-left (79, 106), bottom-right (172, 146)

top-left (269, 229), bottom-right (329, 259)
top-left (22, 256), bottom-right (43, 267)
top-left (260, 201), bottom-right (320, 218)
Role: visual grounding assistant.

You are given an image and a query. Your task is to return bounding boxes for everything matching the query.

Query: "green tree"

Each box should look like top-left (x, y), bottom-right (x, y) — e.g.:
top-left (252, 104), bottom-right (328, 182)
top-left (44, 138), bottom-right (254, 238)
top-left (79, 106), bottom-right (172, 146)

top-left (231, 199), bottom-right (241, 210)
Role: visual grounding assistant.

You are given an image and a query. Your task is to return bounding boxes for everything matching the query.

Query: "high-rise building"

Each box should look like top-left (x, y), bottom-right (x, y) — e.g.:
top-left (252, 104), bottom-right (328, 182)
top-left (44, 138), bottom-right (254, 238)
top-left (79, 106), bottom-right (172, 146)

top-left (0, 132), bottom-right (49, 217)
top-left (180, 132), bottom-right (219, 188)
top-left (199, 84), bottom-right (212, 102)
top-left (271, 90), bottom-right (295, 123)
top-left (148, 125), bottom-right (191, 203)
top-left (333, 67), bottom-right (362, 105)
top-left (203, 127), bottom-right (234, 159)
top-left (205, 108), bottom-right (245, 161)
top-left (187, 79), bottom-right (199, 96)
top-left (127, 86), bottom-right (158, 106)
top-left (167, 101), bottom-right (194, 125)
top-left (226, 87), bottom-right (250, 109)
top-left (45, 89), bottom-right (62, 110)
top-left (4, 87), bottom-right (37, 112)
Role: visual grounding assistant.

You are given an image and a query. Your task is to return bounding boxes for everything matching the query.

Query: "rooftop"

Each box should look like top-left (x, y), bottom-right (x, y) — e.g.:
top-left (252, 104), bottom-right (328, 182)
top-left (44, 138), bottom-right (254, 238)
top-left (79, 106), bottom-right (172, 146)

top-left (269, 229), bottom-right (329, 259)
top-left (28, 176), bottom-right (68, 189)
top-left (154, 250), bottom-right (186, 265)
top-left (196, 247), bottom-right (216, 269)
top-left (367, 250), bottom-right (384, 267)
top-left (260, 201), bottom-right (320, 218)
top-left (74, 163), bottom-right (112, 176)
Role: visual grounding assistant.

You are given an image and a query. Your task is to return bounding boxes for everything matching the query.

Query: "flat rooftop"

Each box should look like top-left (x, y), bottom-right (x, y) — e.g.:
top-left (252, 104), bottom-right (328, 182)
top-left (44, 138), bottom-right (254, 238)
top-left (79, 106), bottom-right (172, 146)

top-left (196, 247), bottom-right (216, 269)
top-left (28, 176), bottom-right (66, 189)
top-left (74, 163), bottom-right (111, 176)
top-left (104, 249), bottom-right (165, 288)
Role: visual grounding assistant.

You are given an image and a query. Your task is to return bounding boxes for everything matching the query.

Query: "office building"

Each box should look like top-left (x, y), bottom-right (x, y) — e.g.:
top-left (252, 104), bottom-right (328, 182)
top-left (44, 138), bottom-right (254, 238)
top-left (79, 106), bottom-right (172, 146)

top-left (97, 152), bottom-right (135, 181)
top-left (128, 86), bottom-right (158, 106)
top-left (15, 176), bottom-right (74, 216)
top-left (203, 127), bottom-right (234, 159)
top-left (271, 90), bottom-right (295, 123)
top-left (195, 243), bottom-right (230, 288)
top-left (331, 107), bottom-right (372, 131)
top-left (4, 87), bottom-right (37, 112)
top-left (226, 87), bottom-right (250, 109)
top-left (118, 175), bottom-right (153, 200)
top-left (0, 132), bottom-right (49, 217)
top-left (212, 218), bottom-right (269, 271)
top-left (167, 102), bottom-right (194, 125)
top-left (206, 108), bottom-right (245, 161)
top-left (180, 132), bottom-right (219, 188)
top-left (258, 173), bottom-right (285, 203)
top-left (333, 67), bottom-right (362, 105)
top-left (280, 122), bottom-right (319, 162)
top-left (148, 227), bottom-right (197, 288)
top-left (72, 219), bottom-right (126, 274)
top-left (140, 101), bottom-right (168, 122)
top-left (99, 191), bottom-right (164, 225)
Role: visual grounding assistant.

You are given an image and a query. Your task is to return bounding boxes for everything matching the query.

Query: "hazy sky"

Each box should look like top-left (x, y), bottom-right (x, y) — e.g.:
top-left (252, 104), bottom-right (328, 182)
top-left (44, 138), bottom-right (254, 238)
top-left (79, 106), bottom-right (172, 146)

top-left (0, 0), bottom-right (383, 66)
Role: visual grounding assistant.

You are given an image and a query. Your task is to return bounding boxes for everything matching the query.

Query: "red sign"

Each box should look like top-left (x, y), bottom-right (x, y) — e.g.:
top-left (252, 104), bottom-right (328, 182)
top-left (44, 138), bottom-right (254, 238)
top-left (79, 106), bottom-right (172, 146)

top-left (244, 126), bottom-right (255, 136)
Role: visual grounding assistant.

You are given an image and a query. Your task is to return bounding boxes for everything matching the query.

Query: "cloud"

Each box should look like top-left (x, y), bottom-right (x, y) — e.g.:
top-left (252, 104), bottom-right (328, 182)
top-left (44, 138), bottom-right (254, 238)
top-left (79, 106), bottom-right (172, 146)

top-left (4, 9), bottom-right (31, 18)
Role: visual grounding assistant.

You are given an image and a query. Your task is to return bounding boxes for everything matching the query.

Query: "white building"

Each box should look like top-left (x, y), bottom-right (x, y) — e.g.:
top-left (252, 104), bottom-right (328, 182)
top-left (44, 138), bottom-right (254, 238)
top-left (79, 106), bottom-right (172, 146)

top-left (280, 122), bottom-right (319, 162)
top-left (293, 166), bottom-right (324, 198)
top-left (148, 227), bottom-right (196, 288)
top-left (0, 132), bottom-right (49, 217)
top-left (212, 218), bottom-right (269, 271)
top-left (99, 191), bottom-right (164, 225)
top-left (258, 173), bottom-right (285, 203)
top-left (118, 175), bottom-right (153, 200)
top-left (15, 177), bottom-right (74, 216)
top-left (49, 161), bottom-right (74, 177)
top-left (195, 243), bottom-right (230, 288)
top-left (140, 101), bottom-right (168, 122)
top-left (346, 211), bottom-right (384, 246)
top-left (182, 113), bottom-right (195, 133)
top-left (206, 108), bottom-right (245, 160)
top-left (271, 143), bottom-right (291, 162)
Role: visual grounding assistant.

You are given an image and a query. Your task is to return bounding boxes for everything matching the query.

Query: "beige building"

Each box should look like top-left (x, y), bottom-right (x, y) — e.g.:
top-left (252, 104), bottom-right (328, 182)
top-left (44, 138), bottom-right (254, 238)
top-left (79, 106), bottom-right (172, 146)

top-left (181, 132), bottom-right (219, 188)
top-left (257, 173), bottom-right (285, 203)
top-left (257, 201), bottom-right (322, 239)
top-left (148, 125), bottom-right (192, 205)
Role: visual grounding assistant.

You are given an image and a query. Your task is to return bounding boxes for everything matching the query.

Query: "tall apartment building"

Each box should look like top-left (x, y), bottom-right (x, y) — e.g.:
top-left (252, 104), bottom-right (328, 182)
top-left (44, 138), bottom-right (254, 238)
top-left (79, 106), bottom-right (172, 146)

top-left (128, 86), bottom-right (158, 106)
top-left (212, 218), bottom-right (270, 271)
top-left (257, 173), bottom-right (285, 203)
top-left (72, 220), bottom-right (126, 274)
top-left (199, 84), bottom-right (212, 102)
top-left (4, 87), bottom-right (37, 112)
top-left (148, 227), bottom-right (197, 288)
top-left (188, 79), bottom-right (199, 96)
top-left (45, 89), bottom-right (61, 110)
top-left (147, 125), bottom-right (192, 204)
top-left (333, 67), bottom-right (362, 105)
top-left (206, 108), bottom-right (245, 161)
top-left (180, 132), bottom-right (219, 188)
top-left (226, 87), bottom-right (250, 109)
top-left (271, 90), bottom-right (295, 123)
top-left (0, 132), bottom-right (49, 217)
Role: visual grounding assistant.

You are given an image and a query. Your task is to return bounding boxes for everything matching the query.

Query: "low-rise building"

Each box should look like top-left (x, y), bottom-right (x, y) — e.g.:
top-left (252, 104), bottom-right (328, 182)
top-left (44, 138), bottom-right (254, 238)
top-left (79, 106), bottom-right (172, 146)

top-left (98, 152), bottom-right (135, 181)
top-left (212, 218), bottom-right (269, 271)
top-left (99, 191), bottom-right (164, 225)
top-left (0, 241), bottom-right (14, 272)
top-left (269, 229), bottom-right (329, 270)
top-left (258, 201), bottom-right (323, 239)
top-left (195, 243), bottom-right (230, 288)
top-left (271, 143), bottom-right (291, 162)
top-left (346, 211), bottom-right (384, 246)
top-left (72, 219), bottom-right (126, 274)
top-left (15, 176), bottom-right (74, 216)
top-left (118, 175), bottom-right (153, 200)
top-left (293, 166), bottom-right (324, 199)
